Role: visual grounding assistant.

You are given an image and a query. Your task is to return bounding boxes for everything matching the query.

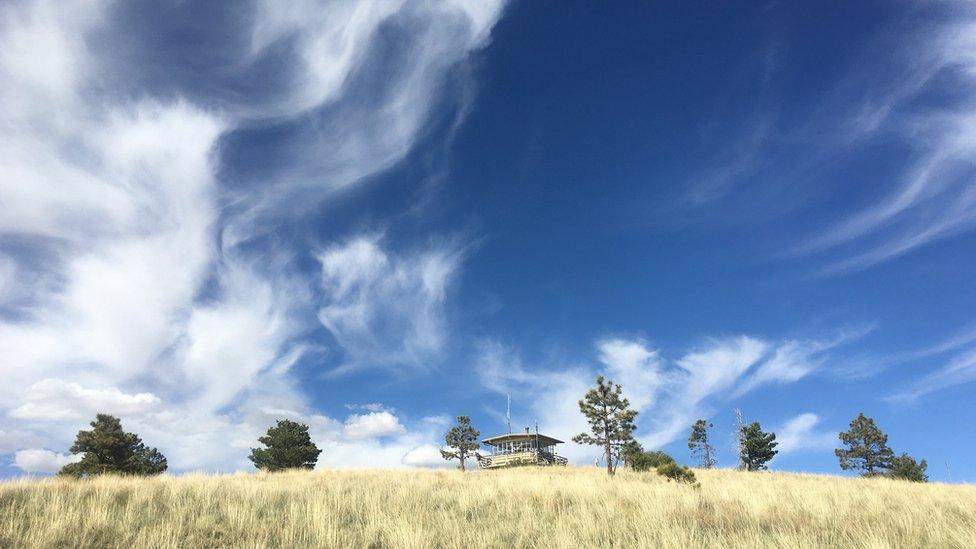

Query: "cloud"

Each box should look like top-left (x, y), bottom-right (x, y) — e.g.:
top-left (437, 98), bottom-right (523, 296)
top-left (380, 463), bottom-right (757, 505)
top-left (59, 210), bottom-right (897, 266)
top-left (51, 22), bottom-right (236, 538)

top-left (0, 0), bottom-right (506, 471)
top-left (401, 444), bottom-right (453, 468)
top-left (640, 336), bottom-right (768, 448)
top-left (0, 430), bottom-right (44, 454)
top-left (220, 0), bottom-right (508, 245)
top-left (888, 346), bottom-right (976, 402)
top-left (773, 413), bottom-right (836, 456)
top-left (477, 329), bottom-right (866, 456)
top-left (10, 379), bottom-right (160, 421)
top-left (13, 449), bottom-right (80, 474)
top-left (317, 235), bottom-right (463, 375)
top-left (735, 325), bottom-right (873, 395)
top-left (343, 411), bottom-right (407, 440)
top-left (792, 14), bottom-right (976, 274)
top-left (597, 338), bottom-right (665, 411)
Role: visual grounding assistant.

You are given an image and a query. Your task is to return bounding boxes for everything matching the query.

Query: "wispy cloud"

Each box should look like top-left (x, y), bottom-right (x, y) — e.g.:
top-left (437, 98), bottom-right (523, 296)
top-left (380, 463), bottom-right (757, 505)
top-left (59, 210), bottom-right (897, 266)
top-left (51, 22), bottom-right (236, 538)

top-left (773, 413), bottom-right (836, 457)
top-left (888, 346), bottom-right (976, 403)
top-left (477, 329), bottom-right (865, 456)
top-left (795, 13), bottom-right (976, 274)
top-left (316, 234), bottom-right (464, 376)
top-left (0, 0), bottom-right (506, 472)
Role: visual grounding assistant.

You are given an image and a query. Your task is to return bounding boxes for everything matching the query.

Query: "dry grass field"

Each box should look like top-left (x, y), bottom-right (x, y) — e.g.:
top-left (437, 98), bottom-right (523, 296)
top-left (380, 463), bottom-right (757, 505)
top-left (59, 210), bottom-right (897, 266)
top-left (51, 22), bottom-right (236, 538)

top-left (2, 466), bottom-right (975, 548)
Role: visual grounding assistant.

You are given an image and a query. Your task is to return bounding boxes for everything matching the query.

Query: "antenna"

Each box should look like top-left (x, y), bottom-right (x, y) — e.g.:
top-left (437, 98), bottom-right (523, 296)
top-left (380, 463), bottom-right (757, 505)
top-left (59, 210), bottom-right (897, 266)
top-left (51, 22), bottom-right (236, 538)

top-left (506, 394), bottom-right (511, 434)
top-left (732, 408), bottom-right (745, 470)
top-left (535, 420), bottom-right (539, 453)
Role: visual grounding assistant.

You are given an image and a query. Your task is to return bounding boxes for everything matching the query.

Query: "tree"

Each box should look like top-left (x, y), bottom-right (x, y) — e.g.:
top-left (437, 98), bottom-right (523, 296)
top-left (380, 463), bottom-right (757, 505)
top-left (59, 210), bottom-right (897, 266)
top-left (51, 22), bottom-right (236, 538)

top-left (440, 416), bottom-right (480, 471)
top-left (630, 450), bottom-right (675, 472)
top-left (655, 462), bottom-right (698, 485)
top-left (58, 414), bottom-right (167, 477)
top-left (835, 413), bottom-right (894, 476)
top-left (740, 422), bottom-right (777, 471)
top-left (620, 440), bottom-right (644, 466)
top-left (888, 453), bottom-right (928, 482)
top-left (688, 419), bottom-right (717, 468)
top-left (573, 375), bottom-right (638, 475)
top-left (249, 420), bottom-right (322, 471)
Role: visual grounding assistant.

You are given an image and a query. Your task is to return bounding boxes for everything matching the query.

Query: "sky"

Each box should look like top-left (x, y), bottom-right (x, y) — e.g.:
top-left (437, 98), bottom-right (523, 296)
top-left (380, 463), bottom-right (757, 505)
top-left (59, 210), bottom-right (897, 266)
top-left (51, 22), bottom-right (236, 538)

top-left (1, 1), bottom-right (975, 481)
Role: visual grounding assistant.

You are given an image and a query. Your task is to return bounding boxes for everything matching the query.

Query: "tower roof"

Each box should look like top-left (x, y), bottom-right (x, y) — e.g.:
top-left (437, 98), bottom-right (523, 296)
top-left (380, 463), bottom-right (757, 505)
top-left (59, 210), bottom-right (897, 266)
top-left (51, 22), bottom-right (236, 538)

top-left (482, 432), bottom-right (563, 446)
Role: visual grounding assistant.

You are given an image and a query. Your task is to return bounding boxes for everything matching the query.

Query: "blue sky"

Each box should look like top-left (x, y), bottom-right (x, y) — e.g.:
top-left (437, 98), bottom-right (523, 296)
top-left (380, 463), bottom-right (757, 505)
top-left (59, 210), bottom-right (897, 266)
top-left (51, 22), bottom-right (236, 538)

top-left (1, 1), bottom-right (974, 481)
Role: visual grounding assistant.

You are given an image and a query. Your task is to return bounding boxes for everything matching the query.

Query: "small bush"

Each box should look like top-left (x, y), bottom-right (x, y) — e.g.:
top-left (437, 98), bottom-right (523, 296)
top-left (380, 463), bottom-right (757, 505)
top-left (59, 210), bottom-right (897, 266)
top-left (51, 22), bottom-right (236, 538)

top-left (630, 451), bottom-right (675, 472)
top-left (655, 462), bottom-right (698, 485)
top-left (888, 453), bottom-right (928, 482)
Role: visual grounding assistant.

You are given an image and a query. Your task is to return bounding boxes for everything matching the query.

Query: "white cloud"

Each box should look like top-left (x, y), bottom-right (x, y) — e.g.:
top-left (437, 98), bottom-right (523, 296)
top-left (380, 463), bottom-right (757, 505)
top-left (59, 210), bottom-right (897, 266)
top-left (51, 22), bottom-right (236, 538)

top-left (317, 235), bottom-right (462, 374)
top-left (401, 444), bottom-right (452, 468)
top-left (0, 0), bottom-right (505, 471)
top-left (597, 338), bottom-right (665, 411)
top-left (478, 330), bottom-right (866, 456)
top-left (773, 413), bottom-right (836, 456)
top-left (343, 411), bottom-right (407, 440)
top-left (793, 14), bottom-right (976, 274)
top-left (345, 403), bottom-right (391, 413)
top-left (0, 430), bottom-right (44, 454)
top-left (640, 336), bottom-right (767, 448)
top-left (10, 379), bottom-right (160, 421)
top-left (13, 449), bottom-right (80, 474)
top-left (889, 346), bottom-right (976, 402)
top-left (220, 0), bottom-right (508, 245)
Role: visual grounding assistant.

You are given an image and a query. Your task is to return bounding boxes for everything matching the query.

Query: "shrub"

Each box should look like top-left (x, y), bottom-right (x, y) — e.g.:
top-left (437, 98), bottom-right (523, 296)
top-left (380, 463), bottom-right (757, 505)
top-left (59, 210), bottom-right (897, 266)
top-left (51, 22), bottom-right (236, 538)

top-left (888, 453), bottom-right (928, 482)
top-left (655, 462), bottom-right (698, 485)
top-left (630, 450), bottom-right (675, 472)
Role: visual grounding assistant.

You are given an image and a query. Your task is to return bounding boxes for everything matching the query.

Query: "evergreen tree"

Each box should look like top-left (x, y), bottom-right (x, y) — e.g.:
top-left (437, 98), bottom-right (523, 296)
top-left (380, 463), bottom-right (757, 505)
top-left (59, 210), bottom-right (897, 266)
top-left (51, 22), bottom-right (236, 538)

top-left (59, 414), bottom-right (167, 477)
top-left (249, 420), bottom-right (322, 471)
top-left (620, 440), bottom-right (644, 467)
top-left (835, 413), bottom-right (894, 476)
top-left (630, 450), bottom-right (675, 472)
top-left (440, 416), bottom-right (480, 471)
top-left (572, 375), bottom-right (638, 475)
top-left (688, 419), bottom-right (717, 468)
top-left (740, 422), bottom-right (777, 471)
top-left (888, 453), bottom-right (928, 482)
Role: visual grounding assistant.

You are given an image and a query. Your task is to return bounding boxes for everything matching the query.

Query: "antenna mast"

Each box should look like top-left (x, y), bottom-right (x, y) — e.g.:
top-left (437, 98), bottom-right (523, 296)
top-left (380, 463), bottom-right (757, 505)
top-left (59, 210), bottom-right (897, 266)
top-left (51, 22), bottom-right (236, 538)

top-left (506, 394), bottom-right (511, 434)
top-left (733, 408), bottom-right (745, 470)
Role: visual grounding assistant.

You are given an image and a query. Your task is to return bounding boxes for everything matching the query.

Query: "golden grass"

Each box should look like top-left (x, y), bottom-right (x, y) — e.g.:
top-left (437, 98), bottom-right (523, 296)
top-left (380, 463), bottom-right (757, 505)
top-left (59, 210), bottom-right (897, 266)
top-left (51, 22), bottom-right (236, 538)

top-left (2, 467), bottom-right (974, 548)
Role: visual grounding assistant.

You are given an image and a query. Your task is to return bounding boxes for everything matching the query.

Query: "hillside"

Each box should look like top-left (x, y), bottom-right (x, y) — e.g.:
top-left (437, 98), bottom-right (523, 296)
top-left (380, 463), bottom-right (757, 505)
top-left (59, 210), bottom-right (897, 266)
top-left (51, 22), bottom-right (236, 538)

top-left (2, 467), bottom-right (974, 548)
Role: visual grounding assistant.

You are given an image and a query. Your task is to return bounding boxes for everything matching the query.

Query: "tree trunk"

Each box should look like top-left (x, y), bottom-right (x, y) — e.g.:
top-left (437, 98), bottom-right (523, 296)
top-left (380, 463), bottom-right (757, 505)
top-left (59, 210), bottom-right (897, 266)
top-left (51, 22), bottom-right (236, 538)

top-left (605, 442), bottom-right (613, 475)
top-left (460, 451), bottom-right (466, 472)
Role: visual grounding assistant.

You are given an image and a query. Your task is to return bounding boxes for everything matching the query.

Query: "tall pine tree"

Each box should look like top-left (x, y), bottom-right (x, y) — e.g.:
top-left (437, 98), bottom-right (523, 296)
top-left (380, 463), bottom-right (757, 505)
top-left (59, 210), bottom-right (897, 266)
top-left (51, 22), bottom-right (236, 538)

top-left (740, 422), bottom-right (777, 471)
top-left (440, 416), bottom-right (480, 471)
top-left (688, 419), bottom-right (717, 468)
top-left (573, 375), bottom-right (638, 475)
top-left (835, 413), bottom-right (894, 476)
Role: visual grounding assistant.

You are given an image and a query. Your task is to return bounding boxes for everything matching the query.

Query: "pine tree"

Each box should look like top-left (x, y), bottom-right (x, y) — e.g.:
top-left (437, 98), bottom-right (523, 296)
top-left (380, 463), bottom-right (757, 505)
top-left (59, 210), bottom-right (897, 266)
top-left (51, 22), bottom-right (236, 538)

top-left (888, 453), bottom-right (928, 482)
top-left (688, 419), bottom-right (717, 468)
top-left (835, 413), bottom-right (894, 476)
top-left (249, 420), bottom-right (322, 471)
top-left (59, 414), bottom-right (167, 477)
top-left (740, 422), bottom-right (777, 471)
top-left (440, 416), bottom-right (480, 471)
top-left (572, 375), bottom-right (638, 475)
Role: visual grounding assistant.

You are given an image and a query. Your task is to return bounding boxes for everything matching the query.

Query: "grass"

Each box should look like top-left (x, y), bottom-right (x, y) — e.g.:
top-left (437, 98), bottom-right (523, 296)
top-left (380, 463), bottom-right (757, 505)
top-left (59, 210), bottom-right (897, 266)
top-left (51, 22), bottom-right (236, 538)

top-left (2, 466), bottom-right (975, 548)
